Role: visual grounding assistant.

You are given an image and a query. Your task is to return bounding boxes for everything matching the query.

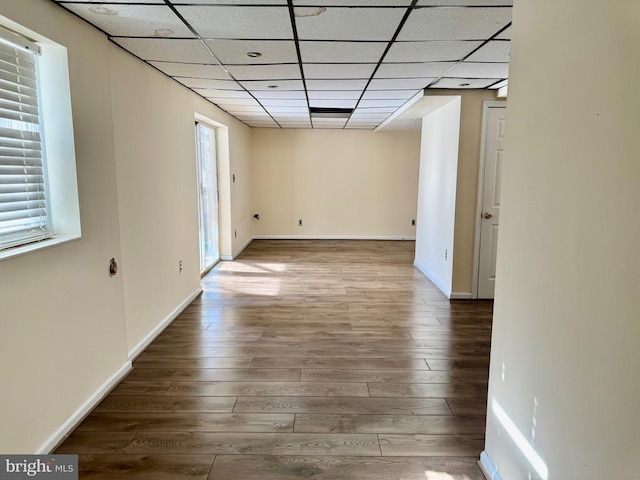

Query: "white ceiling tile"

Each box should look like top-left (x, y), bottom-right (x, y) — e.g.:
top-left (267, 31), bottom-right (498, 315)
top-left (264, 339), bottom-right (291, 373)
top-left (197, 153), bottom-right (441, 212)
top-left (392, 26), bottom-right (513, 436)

top-left (260, 99), bottom-right (308, 107)
top-left (376, 62), bottom-right (455, 78)
top-left (63, 4), bottom-right (193, 37)
top-left (345, 125), bottom-right (377, 129)
top-left (306, 79), bottom-right (369, 90)
top-left (205, 40), bottom-right (298, 64)
top-left (199, 89), bottom-right (253, 98)
top-left (303, 63), bottom-right (376, 80)
top-left (223, 105), bottom-right (268, 112)
top-left (112, 38), bottom-right (213, 63)
top-left (176, 6), bottom-right (293, 39)
top-left (429, 77), bottom-right (500, 88)
top-left (418, 0), bottom-right (512, 5)
top-left (175, 0), bottom-right (287, 4)
top-left (225, 64), bottom-right (301, 80)
top-left (368, 78), bottom-right (433, 89)
top-left (265, 106), bottom-right (310, 113)
top-left (149, 62), bottom-right (230, 79)
top-left (60, 0), bottom-right (162, 3)
top-left (208, 97), bottom-right (262, 106)
top-left (446, 62), bottom-right (508, 78)
top-left (299, 41), bottom-right (386, 63)
top-left (253, 90), bottom-right (308, 99)
top-left (240, 80), bottom-right (305, 90)
top-left (496, 25), bottom-right (511, 40)
top-left (295, 7), bottom-right (405, 41)
top-left (308, 90), bottom-right (363, 100)
top-left (274, 113), bottom-right (312, 119)
top-left (466, 40), bottom-right (510, 62)
top-left (294, 0), bottom-right (413, 5)
top-left (353, 107), bottom-right (396, 114)
top-left (386, 40), bottom-right (482, 62)
top-left (361, 89), bottom-right (420, 99)
top-left (312, 119), bottom-right (348, 126)
top-left (309, 99), bottom-right (358, 108)
top-left (177, 78), bottom-right (241, 89)
top-left (358, 99), bottom-right (407, 108)
top-left (398, 7), bottom-right (512, 40)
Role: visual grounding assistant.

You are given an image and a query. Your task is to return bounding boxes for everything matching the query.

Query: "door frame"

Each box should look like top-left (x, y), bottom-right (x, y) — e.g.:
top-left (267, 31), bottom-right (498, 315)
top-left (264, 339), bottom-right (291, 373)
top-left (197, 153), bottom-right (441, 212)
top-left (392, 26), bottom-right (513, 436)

top-left (472, 101), bottom-right (507, 299)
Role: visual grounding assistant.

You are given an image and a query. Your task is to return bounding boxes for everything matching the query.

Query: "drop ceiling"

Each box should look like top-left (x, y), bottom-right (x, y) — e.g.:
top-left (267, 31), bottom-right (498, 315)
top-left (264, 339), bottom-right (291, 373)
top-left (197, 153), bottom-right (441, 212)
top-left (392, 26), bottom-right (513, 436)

top-left (52, 0), bottom-right (512, 129)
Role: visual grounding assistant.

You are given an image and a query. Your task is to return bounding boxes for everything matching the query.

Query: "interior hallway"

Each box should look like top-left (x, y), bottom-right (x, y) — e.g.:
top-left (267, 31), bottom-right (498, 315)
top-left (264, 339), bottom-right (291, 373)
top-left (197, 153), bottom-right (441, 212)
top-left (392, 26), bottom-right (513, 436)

top-left (56, 240), bottom-right (492, 479)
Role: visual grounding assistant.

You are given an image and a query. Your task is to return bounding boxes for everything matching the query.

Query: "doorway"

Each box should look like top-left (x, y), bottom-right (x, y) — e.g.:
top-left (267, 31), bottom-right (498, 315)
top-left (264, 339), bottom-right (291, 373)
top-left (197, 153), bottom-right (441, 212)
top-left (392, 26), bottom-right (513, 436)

top-left (474, 102), bottom-right (507, 299)
top-left (195, 122), bottom-right (220, 274)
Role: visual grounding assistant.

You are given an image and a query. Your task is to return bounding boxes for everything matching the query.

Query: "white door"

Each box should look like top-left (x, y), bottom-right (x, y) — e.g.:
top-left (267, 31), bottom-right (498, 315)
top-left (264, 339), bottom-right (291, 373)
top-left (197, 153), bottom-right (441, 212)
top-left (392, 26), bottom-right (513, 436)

top-left (477, 105), bottom-right (506, 298)
top-left (196, 123), bottom-right (220, 274)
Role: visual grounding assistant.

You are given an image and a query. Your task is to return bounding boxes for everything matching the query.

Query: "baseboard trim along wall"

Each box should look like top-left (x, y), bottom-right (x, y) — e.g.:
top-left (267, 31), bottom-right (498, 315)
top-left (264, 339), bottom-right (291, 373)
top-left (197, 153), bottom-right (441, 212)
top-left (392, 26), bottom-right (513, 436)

top-left (479, 451), bottom-right (503, 480)
top-left (413, 260), bottom-right (452, 299)
top-left (450, 291), bottom-right (473, 300)
top-left (128, 287), bottom-right (203, 360)
top-left (253, 235), bottom-right (416, 241)
top-left (36, 360), bottom-right (132, 454)
top-left (221, 236), bottom-right (254, 261)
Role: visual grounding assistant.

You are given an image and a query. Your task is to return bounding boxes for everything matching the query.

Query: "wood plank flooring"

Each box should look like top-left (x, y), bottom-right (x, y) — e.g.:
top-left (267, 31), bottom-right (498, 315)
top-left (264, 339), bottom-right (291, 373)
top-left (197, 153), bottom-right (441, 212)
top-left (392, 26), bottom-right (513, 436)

top-left (56, 240), bottom-right (492, 479)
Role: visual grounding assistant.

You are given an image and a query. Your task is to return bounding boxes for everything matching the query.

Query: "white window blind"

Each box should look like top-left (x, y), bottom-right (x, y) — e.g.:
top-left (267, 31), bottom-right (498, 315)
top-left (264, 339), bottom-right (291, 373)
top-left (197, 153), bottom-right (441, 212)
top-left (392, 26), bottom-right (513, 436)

top-left (0, 36), bottom-right (50, 250)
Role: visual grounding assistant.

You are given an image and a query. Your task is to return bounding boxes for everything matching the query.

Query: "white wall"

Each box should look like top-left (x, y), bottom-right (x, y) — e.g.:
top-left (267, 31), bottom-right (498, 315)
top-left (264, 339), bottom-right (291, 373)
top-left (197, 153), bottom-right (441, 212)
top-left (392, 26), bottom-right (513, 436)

top-left (250, 128), bottom-right (420, 238)
top-left (414, 97), bottom-right (461, 298)
top-left (0, 0), bottom-right (250, 453)
top-left (484, 1), bottom-right (640, 479)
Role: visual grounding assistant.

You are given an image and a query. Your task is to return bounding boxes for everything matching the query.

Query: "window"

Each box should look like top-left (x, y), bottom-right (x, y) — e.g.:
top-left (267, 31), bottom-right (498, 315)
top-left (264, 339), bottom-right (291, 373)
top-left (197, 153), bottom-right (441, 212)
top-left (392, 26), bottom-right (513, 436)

top-left (0, 27), bottom-right (50, 250)
top-left (0, 19), bottom-right (80, 260)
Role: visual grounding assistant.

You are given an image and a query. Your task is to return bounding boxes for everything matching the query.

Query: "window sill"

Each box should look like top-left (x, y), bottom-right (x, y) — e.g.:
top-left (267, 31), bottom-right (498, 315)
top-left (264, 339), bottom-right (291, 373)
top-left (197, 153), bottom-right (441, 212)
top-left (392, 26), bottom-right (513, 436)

top-left (0, 234), bottom-right (81, 262)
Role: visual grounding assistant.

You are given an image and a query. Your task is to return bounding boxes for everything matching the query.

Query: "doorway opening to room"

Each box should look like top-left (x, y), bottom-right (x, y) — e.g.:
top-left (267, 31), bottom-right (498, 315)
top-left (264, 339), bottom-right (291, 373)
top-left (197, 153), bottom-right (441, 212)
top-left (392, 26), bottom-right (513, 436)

top-left (195, 121), bottom-right (220, 275)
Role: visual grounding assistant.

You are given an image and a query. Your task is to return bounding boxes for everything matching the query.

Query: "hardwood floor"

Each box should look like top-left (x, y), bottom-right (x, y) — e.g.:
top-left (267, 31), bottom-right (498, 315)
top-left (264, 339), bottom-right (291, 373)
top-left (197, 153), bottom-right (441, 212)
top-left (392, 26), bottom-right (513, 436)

top-left (56, 240), bottom-right (492, 479)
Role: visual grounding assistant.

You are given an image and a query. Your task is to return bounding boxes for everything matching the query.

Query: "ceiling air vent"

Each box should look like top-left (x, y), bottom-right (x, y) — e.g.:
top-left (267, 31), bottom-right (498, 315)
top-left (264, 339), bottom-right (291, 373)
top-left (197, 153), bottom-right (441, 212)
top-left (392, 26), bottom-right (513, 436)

top-left (309, 107), bottom-right (353, 119)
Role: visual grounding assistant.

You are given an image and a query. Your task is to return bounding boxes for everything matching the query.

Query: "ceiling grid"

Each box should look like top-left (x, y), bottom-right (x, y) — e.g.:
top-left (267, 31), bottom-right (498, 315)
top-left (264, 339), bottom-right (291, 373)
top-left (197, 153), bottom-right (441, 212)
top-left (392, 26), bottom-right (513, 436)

top-left (54, 0), bottom-right (512, 129)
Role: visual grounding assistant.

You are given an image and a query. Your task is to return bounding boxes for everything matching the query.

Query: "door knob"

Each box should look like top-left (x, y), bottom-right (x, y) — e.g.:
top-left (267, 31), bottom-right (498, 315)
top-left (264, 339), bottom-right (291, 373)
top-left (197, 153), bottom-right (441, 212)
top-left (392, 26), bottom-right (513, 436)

top-left (483, 212), bottom-right (493, 219)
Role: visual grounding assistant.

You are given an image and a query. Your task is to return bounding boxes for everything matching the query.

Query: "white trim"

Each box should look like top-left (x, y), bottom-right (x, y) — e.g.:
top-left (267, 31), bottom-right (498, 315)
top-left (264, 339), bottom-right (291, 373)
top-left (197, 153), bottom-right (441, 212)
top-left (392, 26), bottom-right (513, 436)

top-left (127, 287), bottom-right (202, 360)
top-left (230, 236), bottom-right (254, 259)
top-left (253, 235), bottom-right (416, 241)
top-left (0, 234), bottom-right (80, 262)
top-left (450, 291), bottom-right (473, 300)
top-left (414, 260), bottom-right (452, 299)
top-left (472, 101), bottom-right (507, 299)
top-left (35, 360), bottom-right (132, 454)
top-left (479, 451), bottom-right (503, 480)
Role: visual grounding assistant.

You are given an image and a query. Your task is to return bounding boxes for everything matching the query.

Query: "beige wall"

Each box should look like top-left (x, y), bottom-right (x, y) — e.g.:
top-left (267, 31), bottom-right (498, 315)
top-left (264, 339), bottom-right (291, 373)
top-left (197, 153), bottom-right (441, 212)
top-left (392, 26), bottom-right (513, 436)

top-left (414, 97), bottom-right (461, 297)
top-left (0, 0), bottom-right (250, 453)
top-left (250, 128), bottom-right (420, 238)
top-left (485, 1), bottom-right (640, 479)
top-left (109, 45), bottom-right (250, 353)
top-left (422, 90), bottom-right (502, 295)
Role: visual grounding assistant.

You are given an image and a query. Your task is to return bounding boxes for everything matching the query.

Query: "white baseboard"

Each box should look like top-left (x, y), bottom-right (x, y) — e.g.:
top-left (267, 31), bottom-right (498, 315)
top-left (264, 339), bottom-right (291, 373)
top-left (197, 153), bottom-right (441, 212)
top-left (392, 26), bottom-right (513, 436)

top-left (253, 235), bottom-right (416, 240)
top-left (413, 260), bottom-right (452, 298)
top-left (35, 360), bottom-right (132, 454)
top-left (479, 451), bottom-right (503, 480)
top-left (128, 287), bottom-right (202, 360)
top-left (450, 291), bottom-right (473, 300)
top-left (221, 236), bottom-right (254, 260)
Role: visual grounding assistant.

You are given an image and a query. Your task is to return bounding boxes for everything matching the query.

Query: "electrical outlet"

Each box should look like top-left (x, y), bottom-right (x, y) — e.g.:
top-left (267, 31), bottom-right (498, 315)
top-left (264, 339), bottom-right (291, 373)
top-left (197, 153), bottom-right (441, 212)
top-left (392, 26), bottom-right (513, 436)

top-left (411, 219), bottom-right (415, 226)
top-left (179, 260), bottom-right (183, 274)
top-left (444, 249), bottom-right (448, 260)
top-left (298, 219), bottom-right (303, 227)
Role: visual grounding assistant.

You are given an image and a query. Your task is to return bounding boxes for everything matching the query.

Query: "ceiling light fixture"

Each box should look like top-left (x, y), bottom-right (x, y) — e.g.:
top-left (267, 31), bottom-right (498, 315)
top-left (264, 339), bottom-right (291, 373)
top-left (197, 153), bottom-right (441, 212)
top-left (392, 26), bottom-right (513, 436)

top-left (247, 52), bottom-right (262, 58)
